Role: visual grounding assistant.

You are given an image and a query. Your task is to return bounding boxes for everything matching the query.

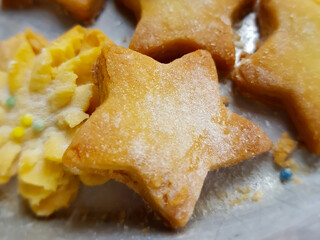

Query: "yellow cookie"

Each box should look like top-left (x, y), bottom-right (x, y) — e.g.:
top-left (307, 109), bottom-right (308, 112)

top-left (118, 0), bottom-right (255, 72)
top-left (0, 26), bottom-right (113, 216)
top-left (63, 45), bottom-right (273, 227)
top-left (233, 0), bottom-right (320, 154)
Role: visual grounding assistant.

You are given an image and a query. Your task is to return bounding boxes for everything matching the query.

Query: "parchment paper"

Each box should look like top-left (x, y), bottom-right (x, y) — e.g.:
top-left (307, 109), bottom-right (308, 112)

top-left (0, 1), bottom-right (319, 239)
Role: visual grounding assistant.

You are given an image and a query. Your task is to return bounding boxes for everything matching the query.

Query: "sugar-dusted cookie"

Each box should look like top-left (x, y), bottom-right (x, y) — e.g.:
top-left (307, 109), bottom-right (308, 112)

top-left (118, 0), bottom-right (255, 72)
top-left (233, 0), bottom-right (320, 154)
top-left (0, 26), bottom-right (113, 216)
top-left (63, 45), bottom-right (273, 227)
top-left (2, 0), bottom-right (106, 23)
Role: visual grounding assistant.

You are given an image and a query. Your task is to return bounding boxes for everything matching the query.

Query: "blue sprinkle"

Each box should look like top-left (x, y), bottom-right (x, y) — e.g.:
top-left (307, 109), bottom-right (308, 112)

top-left (280, 168), bottom-right (292, 181)
top-left (32, 119), bottom-right (45, 132)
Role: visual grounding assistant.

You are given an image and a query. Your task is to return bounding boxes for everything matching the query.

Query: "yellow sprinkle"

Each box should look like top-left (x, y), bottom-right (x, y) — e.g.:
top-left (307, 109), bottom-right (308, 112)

top-left (21, 114), bottom-right (33, 127)
top-left (11, 127), bottom-right (25, 139)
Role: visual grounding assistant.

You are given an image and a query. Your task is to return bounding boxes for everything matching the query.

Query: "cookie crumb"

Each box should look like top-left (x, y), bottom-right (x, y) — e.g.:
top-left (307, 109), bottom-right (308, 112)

top-left (230, 194), bottom-right (250, 206)
top-left (284, 158), bottom-right (298, 171)
top-left (252, 191), bottom-right (263, 202)
top-left (142, 227), bottom-right (148, 234)
top-left (221, 96), bottom-right (229, 106)
top-left (274, 132), bottom-right (297, 169)
top-left (231, 187), bottom-right (251, 206)
top-left (293, 179), bottom-right (301, 184)
top-left (217, 192), bottom-right (229, 201)
top-left (236, 186), bottom-right (250, 194)
top-left (239, 51), bottom-right (251, 61)
top-left (123, 36), bottom-right (127, 43)
top-left (234, 33), bottom-right (241, 41)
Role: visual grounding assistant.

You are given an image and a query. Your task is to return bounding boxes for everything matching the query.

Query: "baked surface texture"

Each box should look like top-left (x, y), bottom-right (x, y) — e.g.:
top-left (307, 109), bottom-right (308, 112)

top-left (119, 0), bottom-right (256, 72)
top-left (63, 45), bottom-right (273, 227)
top-left (233, 0), bottom-right (320, 154)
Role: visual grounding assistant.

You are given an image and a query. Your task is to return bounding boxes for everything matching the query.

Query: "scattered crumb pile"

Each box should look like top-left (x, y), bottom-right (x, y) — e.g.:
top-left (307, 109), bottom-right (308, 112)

top-left (230, 187), bottom-right (250, 206)
top-left (229, 187), bottom-right (263, 206)
top-left (273, 132), bottom-right (297, 170)
top-left (252, 191), bottom-right (263, 202)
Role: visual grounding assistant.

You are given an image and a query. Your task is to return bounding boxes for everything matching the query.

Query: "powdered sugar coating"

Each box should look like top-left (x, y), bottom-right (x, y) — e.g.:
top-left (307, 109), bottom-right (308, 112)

top-left (234, 0), bottom-right (320, 154)
top-left (119, 0), bottom-right (256, 72)
top-left (63, 46), bottom-right (273, 227)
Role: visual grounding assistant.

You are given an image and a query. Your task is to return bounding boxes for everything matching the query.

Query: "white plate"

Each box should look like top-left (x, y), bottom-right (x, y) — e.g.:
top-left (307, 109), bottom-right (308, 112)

top-left (0, 1), bottom-right (319, 239)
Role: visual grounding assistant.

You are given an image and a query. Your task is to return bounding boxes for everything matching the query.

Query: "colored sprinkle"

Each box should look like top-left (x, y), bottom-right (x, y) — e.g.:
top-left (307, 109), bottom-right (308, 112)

top-left (6, 97), bottom-right (16, 107)
top-left (280, 168), bottom-right (292, 181)
top-left (11, 127), bottom-right (25, 139)
top-left (21, 114), bottom-right (33, 127)
top-left (32, 119), bottom-right (45, 132)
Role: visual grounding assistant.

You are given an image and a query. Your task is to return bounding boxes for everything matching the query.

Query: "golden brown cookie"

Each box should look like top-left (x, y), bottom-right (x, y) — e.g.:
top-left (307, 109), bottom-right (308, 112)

top-left (0, 26), bottom-right (113, 216)
top-left (118, 0), bottom-right (255, 72)
top-left (233, 0), bottom-right (320, 154)
top-left (63, 45), bottom-right (273, 227)
top-left (2, 0), bottom-right (106, 23)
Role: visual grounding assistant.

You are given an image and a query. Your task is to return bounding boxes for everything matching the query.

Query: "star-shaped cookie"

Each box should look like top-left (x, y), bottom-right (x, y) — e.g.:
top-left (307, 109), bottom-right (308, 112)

top-left (118, 0), bottom-right (255, 72)
top-left (63, 45), bottom-right (272, 227)
top-left (233, 0), bottom-right (320, 154)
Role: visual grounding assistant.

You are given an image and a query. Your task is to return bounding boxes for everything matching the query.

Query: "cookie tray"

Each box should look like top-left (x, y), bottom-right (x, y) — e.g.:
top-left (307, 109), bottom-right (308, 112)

top-left (0, 1), bottom-right (319, 239)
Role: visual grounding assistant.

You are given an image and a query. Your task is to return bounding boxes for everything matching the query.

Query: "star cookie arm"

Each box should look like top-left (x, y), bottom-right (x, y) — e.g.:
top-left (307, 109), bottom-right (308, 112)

top-left (233, 0), bottom-right (320, 153)
top-left (119, 0), bottom-right (256, 72)
top-left (211, 110), bottom-right (273, 170)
